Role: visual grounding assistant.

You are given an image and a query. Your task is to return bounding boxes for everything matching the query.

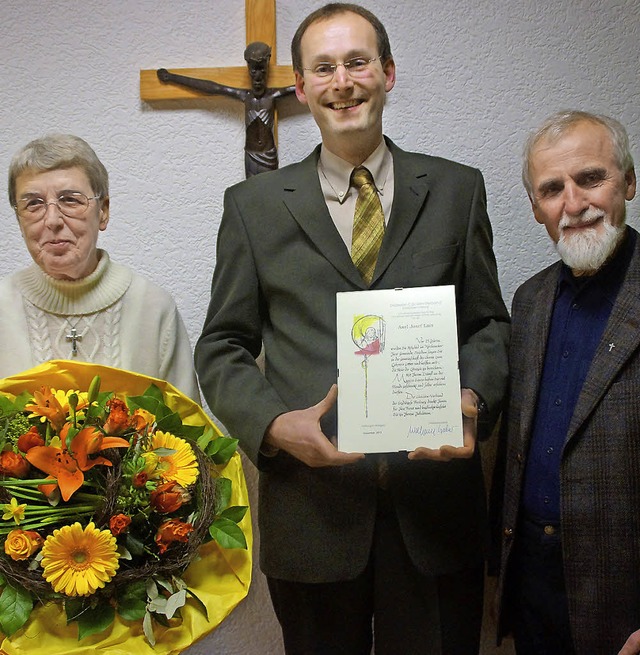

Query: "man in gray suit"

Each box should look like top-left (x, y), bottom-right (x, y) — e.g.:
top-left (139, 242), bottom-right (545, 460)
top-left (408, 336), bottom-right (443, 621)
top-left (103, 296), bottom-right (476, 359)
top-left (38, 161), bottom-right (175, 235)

top-left (495, 110), bottom-right (640, 654)
top-left (196, 3), bottom-right (509, 653)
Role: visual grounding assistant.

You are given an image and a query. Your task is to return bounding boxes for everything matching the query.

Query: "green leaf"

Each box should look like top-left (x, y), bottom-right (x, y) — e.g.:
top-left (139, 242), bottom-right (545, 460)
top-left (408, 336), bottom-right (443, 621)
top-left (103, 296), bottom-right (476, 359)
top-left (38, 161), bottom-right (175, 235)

top-left (154, 411), bottom-right (183, 434)
top-left (0, 584), bottom-right (33, 636)
top-left (0, 396), bottom-right (16, 414)
top-left (86, 390), bottom-right (112, 419)
top-left (147, 596), bottom-right (168, 614)
top-left (64, 424), bottom-right (79, 450)
top-left (13, 391), bottom-right (34, 410)
top-left (205, 436), bottom-right (238, 465)
top-left (209, 517), bottom-right (247, 549)
top-left (196, 427), bottom-right (216, 451)
top-left (146, 578), bottom-right (159, 600)
top-left (117, 581), bottom-right (148, 622)
top-left (164, 589), bottom-right (186, 619)
top-left (155, 577), bottom-right (174, 594)
top-left (220, 505), bottom-right (248, 524)
top-left (176, 423), bottom-right (205, 440)
top-left (214, 477), bottom-right (232, 514)
top-left (120, 579), bottom-right (148, 600)
top-left (143, 384), bottom-right (165, 402)
top-left (153, 447), bottom-right (178, 457)
top-left (117, 544), bottom-right (132, 560)
top-left (65, 598), bottom-right (87, 623)
top-left (125, 532), bottom-right (146, 557)
top-left (126, 394), bottom-right (164, 417)
top-left (118, 597), bottom-right (147, 622)
top-left (143, 611), bottom-right (156, 646)
top-left (171, 575), bottom-right (187, 591)
top-left (76, 603), bottom-right (115, 640)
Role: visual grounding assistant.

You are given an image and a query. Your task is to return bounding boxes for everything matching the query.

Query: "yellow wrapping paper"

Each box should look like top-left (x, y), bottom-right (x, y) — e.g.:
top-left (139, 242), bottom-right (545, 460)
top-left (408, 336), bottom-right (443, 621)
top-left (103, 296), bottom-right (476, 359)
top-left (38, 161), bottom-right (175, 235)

top-left (0, 360), bottom-right (252, 655)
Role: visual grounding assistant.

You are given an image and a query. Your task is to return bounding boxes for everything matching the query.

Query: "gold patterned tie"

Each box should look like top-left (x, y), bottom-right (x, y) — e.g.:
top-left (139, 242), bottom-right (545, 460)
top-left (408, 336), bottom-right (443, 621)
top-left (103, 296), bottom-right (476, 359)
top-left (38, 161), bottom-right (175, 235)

top-left (350, 166), bottom-right (385, 285)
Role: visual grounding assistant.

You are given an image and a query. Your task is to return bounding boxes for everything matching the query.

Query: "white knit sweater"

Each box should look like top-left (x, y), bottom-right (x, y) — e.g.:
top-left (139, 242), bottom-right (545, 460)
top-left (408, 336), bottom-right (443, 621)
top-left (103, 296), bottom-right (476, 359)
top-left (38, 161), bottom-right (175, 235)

top-left (0, 250), bottom-right (199, 400)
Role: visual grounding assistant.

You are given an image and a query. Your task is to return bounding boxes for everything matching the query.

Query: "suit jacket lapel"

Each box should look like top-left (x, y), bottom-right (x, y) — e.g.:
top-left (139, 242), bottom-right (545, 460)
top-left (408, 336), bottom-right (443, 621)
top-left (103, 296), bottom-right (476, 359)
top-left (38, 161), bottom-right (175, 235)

top-left (281, 148), bottom-right (365, 287)
top-left (567, 234), bottom-right (640, 443)
top-left (517, 265), bottom-right (559, 449)
top-left (372, 141), bottom-right (430, 283)
top-left (281, 140), bottom-right (432, 288)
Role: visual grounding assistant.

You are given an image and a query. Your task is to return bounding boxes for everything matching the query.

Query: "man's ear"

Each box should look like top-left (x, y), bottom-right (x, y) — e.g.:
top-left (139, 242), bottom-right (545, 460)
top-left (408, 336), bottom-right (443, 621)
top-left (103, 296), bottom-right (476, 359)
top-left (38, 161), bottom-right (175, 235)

top-left (625, 167), bottom-right (637, 201)
top-left (294, 71), bottom-right (308, 105)
top-left (382, 57), bottom-right (396, 93)
top-left (529, 194), bottom-right (544, 225)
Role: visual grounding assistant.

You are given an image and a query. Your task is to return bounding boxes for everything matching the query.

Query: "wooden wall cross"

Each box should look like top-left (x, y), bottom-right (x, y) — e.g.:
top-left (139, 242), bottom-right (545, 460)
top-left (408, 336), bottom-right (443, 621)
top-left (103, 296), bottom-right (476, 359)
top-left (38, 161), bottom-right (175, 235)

top-left (140, 0), bottom-right (294, 100)
top-left (140, 0), bottom-right (296, 177)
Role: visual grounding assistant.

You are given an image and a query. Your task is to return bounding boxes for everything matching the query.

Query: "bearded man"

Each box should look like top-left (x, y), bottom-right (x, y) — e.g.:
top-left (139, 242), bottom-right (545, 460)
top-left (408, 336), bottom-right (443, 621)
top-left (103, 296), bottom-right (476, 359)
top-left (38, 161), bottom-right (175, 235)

top-left (493, 110), bottom-right (640, 655)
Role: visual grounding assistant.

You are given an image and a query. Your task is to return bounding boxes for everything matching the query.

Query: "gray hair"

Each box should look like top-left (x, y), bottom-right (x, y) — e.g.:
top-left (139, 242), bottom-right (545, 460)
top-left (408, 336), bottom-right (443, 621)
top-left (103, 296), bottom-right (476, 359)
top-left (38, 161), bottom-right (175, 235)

top-left (8, 134), bottom-right (109, 207)
top-left (522, 110), bottom-right (634, 197)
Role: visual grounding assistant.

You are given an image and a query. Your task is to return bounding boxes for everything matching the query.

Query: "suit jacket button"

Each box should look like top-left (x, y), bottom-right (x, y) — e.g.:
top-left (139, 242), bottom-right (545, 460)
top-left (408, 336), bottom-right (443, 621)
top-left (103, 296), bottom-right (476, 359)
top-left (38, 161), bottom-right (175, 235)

top-left (503, 527), bottom-right (514, 538)
top-left (516, 453), bottom-right (524, 464)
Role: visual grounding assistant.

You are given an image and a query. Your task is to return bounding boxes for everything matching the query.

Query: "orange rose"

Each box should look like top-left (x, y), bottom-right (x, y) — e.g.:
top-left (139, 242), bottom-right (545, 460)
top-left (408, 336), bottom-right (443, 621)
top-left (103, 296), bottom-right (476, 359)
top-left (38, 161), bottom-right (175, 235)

top-left (150, 482), bottom-right (191, 514)
top-left (103, 398), bottom-right (131, 435)
top-left (0, 451), bottom-right (30, 478)
top-left (132, 471), bottom-right (148, 488)
top-left (155, 519), bottom-right (194, 554)
top-left (17, 426), bottom-right (45, 453)
top-left (4, 529), bottom-right (44, 561)
top-left (109, 513), bottom-right (132, 536)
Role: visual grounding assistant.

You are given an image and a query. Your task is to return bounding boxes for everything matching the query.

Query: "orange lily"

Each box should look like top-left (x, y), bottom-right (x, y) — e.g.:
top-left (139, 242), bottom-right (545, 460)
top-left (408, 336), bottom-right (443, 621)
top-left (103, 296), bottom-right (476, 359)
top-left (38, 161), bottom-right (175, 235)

top-left (25, 425), bottom-right (130, 501)
top-left (24, 387), bottom-right (66, 432)
top-left (24, 387), bottom-right (89, 433)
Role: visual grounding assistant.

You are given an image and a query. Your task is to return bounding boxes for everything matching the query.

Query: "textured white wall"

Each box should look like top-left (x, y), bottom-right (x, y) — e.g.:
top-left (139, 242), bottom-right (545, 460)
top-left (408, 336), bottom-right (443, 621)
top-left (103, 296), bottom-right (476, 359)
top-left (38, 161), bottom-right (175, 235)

top-left (0, 0), bottom-right (638, 653)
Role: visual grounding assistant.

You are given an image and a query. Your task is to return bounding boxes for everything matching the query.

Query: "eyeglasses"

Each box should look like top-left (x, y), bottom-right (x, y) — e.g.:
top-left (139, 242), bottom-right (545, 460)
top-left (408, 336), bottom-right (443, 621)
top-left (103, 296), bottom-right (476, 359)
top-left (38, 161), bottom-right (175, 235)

top-left (14, 192), bottom-right (101, 221)
top-left (304, 56), bottom-right (381, 79)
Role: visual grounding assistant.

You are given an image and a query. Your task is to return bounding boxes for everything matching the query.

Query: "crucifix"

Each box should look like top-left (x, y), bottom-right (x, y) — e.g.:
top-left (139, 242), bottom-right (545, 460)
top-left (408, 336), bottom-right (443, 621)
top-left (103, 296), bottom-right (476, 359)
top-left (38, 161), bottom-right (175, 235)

top-left (66, 327), bottom-right (82, 356)
top-left (140, 0), bottom-right (296, 177)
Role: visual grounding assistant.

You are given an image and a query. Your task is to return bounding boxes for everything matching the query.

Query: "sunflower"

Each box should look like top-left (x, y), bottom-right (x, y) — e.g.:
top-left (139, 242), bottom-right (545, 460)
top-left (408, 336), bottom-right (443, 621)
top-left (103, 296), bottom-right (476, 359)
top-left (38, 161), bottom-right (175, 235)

top-left (151, 431), bottom-right (199, 486)
top-left (40, 522), bottom-right (119, 596)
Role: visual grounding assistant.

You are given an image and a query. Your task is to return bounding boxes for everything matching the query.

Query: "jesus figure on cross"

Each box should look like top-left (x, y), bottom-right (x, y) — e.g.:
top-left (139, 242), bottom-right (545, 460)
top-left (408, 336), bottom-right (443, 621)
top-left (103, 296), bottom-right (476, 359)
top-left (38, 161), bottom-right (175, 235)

top-left (158, 42), bottom-right (295, 178)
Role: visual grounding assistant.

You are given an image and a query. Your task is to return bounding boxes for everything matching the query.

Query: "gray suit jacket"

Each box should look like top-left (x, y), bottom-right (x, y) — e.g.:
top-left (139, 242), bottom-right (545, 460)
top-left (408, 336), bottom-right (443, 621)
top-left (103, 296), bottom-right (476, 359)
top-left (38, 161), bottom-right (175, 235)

top-left (196, 139), bottom-right (510, 582)
top-left (495, 227), bottom-right (640, 653)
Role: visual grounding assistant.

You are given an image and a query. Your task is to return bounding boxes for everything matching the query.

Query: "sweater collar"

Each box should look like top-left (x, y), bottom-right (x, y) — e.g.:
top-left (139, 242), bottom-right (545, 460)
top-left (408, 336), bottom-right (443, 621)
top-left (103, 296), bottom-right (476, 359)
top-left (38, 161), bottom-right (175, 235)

top-left (14, 249), bottom-right (132, 316)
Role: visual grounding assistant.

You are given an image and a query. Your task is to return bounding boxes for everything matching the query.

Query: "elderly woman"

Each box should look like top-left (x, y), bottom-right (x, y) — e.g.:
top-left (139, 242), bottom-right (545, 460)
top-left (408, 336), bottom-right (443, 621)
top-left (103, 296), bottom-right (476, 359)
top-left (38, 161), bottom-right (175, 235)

top-left (0, 134), bottom-right (199, 399)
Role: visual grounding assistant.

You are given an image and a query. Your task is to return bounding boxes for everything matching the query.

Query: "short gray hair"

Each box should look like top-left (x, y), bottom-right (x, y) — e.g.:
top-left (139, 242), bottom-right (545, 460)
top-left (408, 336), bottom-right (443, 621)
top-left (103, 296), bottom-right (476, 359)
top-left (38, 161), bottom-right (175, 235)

top-left (8, 134), bottom-right (109, 207)
top-left (522, 110), bottom-right (634, 197)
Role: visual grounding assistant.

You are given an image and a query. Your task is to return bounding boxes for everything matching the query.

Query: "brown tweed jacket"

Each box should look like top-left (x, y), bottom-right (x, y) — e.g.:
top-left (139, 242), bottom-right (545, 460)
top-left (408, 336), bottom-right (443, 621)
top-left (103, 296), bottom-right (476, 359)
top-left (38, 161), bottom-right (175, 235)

top-left (495, 226), bottom-right (640, 654)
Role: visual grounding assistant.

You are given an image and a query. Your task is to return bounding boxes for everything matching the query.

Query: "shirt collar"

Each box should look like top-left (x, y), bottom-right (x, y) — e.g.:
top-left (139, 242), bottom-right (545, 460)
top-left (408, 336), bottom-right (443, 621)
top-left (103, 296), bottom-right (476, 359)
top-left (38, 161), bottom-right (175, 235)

top-left (318, 140), bottom-right (392, 204)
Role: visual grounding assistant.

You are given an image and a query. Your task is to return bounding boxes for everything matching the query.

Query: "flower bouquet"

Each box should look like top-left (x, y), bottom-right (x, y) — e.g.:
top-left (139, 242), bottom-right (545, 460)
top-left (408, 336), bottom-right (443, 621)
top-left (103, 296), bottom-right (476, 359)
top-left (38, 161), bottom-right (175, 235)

top-left (0, 360), bottom-right (251, 655)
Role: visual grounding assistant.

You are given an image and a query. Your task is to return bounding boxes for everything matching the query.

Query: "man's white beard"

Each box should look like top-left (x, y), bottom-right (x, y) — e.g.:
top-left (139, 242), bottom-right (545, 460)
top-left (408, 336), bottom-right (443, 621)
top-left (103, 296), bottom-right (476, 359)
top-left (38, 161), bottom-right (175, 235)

top-left (556, 209), bottom-right (625, 274)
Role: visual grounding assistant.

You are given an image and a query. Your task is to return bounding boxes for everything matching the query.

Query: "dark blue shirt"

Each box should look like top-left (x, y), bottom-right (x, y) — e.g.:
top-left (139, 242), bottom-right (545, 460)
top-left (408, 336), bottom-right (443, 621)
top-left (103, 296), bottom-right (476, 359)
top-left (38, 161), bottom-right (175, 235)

top-left (522, 228), bottom-right (635, 522)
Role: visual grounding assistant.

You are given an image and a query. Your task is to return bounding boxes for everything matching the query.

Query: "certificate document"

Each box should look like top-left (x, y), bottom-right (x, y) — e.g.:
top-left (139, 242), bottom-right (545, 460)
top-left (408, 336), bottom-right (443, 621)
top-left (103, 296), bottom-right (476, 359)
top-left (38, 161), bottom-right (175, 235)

top-left (336, 285), bottom-right (463, 453)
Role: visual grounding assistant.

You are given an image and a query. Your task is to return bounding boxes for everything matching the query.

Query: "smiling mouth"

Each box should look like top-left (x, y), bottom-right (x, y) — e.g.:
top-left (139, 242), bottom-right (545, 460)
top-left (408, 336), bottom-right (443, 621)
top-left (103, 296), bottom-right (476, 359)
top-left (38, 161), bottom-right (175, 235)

top-left (328, 99), bottom-right (364, 110)
top-left (560, 212), bottom-right (605, 231)
top-left (564, 221), bottom-right (598, 230)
